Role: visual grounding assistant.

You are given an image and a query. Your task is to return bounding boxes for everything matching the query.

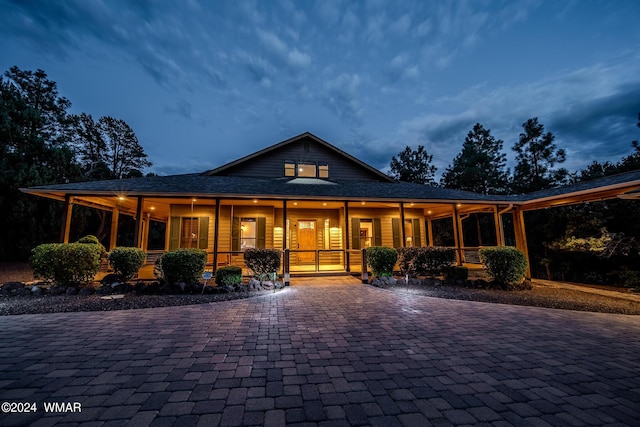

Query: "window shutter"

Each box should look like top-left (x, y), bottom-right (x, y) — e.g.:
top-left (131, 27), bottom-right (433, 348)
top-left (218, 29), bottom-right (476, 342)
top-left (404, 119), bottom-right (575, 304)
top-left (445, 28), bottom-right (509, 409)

top-left (198, 217), bottom-right (209, 250)
top-left (257, 217), bottom-right (266, 248)
top-left (392, 218), bottom-right (401, 248)
top-left (232, 217), bottom-right (240, 251)
top-left (169, 217), bottom-right (180, 250)
top-left (412, 218), bottom-right (422, 247)
top-left (351, 218), bottom-right (360, 249)
top-left (373, 218), bottom-right (382, 246)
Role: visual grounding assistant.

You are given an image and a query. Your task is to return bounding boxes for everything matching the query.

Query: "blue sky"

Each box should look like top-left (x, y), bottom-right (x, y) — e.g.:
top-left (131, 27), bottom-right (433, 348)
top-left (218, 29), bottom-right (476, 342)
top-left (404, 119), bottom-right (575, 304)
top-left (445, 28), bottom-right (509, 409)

top-left (2, 0), bottom-right (640, 179)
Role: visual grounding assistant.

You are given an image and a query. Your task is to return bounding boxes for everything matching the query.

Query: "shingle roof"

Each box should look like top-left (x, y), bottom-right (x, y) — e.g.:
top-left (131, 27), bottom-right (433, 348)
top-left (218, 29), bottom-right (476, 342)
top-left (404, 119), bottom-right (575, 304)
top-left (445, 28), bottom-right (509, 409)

top-left (22, 174), bottom-right (513, 203)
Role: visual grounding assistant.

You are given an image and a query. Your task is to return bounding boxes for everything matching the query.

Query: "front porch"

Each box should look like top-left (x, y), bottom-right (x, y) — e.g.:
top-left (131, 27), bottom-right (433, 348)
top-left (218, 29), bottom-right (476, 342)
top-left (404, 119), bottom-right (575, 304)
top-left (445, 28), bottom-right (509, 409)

top-left (63, 196), bottom-right (529, 278)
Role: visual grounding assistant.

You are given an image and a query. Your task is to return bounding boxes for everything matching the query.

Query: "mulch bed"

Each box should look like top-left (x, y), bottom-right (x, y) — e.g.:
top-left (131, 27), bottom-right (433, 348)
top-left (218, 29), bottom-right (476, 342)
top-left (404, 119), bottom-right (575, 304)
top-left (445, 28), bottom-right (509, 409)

top-left (372, 282), bottom-right (640, 315)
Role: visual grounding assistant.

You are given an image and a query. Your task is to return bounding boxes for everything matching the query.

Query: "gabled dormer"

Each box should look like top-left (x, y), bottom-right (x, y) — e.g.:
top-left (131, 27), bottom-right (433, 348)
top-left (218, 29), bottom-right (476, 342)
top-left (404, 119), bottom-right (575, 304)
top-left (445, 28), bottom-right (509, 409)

top-left (202, 132), bottom-right (394, 182)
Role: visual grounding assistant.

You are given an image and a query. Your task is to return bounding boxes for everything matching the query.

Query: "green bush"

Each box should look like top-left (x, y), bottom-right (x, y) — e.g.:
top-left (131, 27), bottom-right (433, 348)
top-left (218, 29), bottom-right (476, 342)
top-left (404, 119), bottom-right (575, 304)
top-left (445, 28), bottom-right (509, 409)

top-left (77, 235), bottom-right (107, 257)
top-left (444, 265), bottom-right (469, 281)
top-left (366, 246), bottom-right (398, 278)
top-left (108, 247), bottom-right (146, 282)
top-left (421, 247), bottom-right (456, 277)
top-left (30, 243), bottom-right (102, 284)
top-left (479, 246), bottom-right (528, 285)
top-left (397, 247), bottom-right (420, 277)
top-left (159, 248), bottom-right (207, 285)
top-left (215, 266), bottom-right (243, 286)
top-left (244, 248), bottom-right (281, 280)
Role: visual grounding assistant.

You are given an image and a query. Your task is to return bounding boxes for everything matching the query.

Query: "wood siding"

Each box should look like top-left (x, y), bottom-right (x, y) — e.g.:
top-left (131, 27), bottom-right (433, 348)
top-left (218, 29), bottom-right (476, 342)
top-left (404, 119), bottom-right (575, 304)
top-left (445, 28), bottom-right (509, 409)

top-left (214, 137), bottom-right (386, 181)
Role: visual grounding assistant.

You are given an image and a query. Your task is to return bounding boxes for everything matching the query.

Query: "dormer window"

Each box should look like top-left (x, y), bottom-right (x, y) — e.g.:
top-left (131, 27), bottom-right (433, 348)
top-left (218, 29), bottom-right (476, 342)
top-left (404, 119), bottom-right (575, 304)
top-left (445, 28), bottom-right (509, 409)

top-left (284, 161), bottom-right (329, 179)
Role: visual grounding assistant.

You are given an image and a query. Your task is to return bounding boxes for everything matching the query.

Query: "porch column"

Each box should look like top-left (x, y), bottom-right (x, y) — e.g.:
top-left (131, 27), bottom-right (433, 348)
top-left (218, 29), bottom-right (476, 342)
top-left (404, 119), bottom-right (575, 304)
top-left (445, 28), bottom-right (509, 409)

top-left (213, 198), bottom-right (220, 269)
top-left (109, 207), bottom-right (119, 250)
top-left (399, 202), bottom-right (406, 247)
top-left (142, 213), bottom-right (151, 252)
top-left (59, 195), bottom-right (74, 243)
top-left (493, 206), bottom-right (504, 247)
top-left (133, 197), bottom-right (144, 248)
top-left (452, 204), bottom-right (463, 265)
top-left (282, 200), bottom-right (287, 249)
top-left (513, 207), bottom-right (531, 278)
top-left (344, 201), bottom-right (350, 272)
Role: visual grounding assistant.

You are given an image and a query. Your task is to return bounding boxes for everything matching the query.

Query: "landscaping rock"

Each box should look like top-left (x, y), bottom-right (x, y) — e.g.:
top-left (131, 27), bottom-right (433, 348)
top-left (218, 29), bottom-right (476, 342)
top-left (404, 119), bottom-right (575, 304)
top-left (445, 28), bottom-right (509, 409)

top-left (13, 287), bottom-right (30, 296)
top-left (66, 286), bottom-right (78, 295)
top-left (96, 286), bottom-right (112, 295)
top-left (2, 282), bottom-right (24, 291)
top-left (78, 287), bottom-right (94, 296)
top-left (101, 274), bottom-right (122, 285)
top-left (30, 285), bottom-right (43, 295)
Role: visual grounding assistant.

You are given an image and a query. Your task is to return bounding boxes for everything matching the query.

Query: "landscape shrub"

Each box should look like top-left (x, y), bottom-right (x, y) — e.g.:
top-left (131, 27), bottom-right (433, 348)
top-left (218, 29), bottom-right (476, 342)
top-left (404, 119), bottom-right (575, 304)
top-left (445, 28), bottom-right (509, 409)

top-left (479, 246), bottom-right (528, 286)
top-left (366, 246), bottom-right (398, 278)
top-left (30, 243), bottom-right (102, 284)
top-left (215, 266), bottom-right (243, 286)
top-left (159, 248), bottom-right (207, 285)
top-left (244, 248), bottom-right (281, 280)
top-left (108, 247), bottom-right (146, 282)
top-left (421, 247), bottom-right (456, 277)
top-left (77, 235), bottom-right (107, 257)
top-left (397, 247), bottom-right (420, 277)
top-left (444, 265), bottom-right (469, 281)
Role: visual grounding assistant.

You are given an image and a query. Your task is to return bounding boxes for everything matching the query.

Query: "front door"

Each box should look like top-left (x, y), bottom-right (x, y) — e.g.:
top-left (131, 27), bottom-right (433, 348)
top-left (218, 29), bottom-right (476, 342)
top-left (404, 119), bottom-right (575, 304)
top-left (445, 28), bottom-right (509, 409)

top-left (298, 220), bottom-right (316, 263)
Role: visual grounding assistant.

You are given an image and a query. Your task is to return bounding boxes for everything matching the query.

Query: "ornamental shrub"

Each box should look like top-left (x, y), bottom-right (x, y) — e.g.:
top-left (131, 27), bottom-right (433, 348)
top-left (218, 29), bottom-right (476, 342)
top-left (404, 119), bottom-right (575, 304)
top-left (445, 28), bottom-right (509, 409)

top-left (366, 246), bottom-right (398, 278)
top-left (159, 248), bottom-right (207, 285)
top-left (77, 235), bottom-right (107, 257)
top-left (244, 248), bottom-right (281, 280)
top-left (215, 266), bottom-right (243, 286)
top-left (479, 246), bottom-right (528, 286)
top-left (397, 247), bottom-right (421, 277)
top-left (421, 247), bottom-right (456, 277)
top-left (30, 243), bottom-right (102, 284)
top-left (108, 247), bottom-right (146, 282)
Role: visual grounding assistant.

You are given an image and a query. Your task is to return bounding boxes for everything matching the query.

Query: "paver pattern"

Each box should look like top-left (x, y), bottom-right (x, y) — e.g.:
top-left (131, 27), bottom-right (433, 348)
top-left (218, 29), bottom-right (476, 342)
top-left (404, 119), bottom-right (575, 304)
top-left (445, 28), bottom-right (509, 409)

top-left (1, 280), bottom-right (640, 426)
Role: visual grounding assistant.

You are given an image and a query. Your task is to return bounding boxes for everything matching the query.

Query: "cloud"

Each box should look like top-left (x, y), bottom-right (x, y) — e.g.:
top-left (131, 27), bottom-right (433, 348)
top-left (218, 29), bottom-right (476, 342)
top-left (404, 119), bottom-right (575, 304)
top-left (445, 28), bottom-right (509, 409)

top-left (256, 29), bottom-right (311, 69)
top-left (322, 73), bottom-right (363, 126)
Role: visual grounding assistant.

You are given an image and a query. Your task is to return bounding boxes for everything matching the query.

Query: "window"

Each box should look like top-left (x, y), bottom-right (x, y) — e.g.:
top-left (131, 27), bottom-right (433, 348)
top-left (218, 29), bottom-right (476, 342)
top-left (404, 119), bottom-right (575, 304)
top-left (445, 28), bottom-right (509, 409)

top-left (284, 161), bottom-right (296, 177)
top-left (180, 217), bottom-right (199, 248)
top-left (240, 218), bottom-right (257, 249)
top-left (319, 163), bottom-right (329, 178)
top-left (359, 219), bottom-right (373, 248)
top-left (297, 162), bottom-right (317, 177)
top-left (404, 220), bottom-right (414, 247)
top-left (283, 161), bottom-right (329, 178)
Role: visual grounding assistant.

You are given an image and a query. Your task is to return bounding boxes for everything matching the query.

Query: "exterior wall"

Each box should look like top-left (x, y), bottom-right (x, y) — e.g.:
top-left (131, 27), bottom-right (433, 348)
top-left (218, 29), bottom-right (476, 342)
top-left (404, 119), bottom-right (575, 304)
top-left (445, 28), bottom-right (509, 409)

top-left (216, 138), bottom-right (385, 181)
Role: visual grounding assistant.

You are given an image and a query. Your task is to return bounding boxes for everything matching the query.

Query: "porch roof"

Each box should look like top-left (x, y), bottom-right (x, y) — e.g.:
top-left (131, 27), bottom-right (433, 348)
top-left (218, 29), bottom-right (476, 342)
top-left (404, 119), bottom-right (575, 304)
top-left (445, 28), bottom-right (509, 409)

top-left (21, 174), bottom-right (513, 203)
top-left (20, 168), bottom-right (640, 208)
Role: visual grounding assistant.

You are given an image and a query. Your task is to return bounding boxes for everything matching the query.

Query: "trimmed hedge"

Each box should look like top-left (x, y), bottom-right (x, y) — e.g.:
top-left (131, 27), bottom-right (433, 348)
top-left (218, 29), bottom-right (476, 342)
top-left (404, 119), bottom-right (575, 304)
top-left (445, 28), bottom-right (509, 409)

top-left (108, 247), bottom-right (146, 282)
top-left (479, 246), bottom-right (528, 285)
top-left (158, 248), bottom-right (207, 285)
top-left (422, 247), bottom-right (456, 277)
top-left (397, 247), bottom-right (420, 277)
top-left (396, 247), bottom-right (456, 277)
top-left (77, 235), bottom-right (107, 257)
top-left (215, 266), bottom-right (243, 286)
top-left (244, 248), bottom-right (281, 280)
top-left (366, 246), bottom-right (398, 278)
top-left (30, 242), bottom-right (102, 284)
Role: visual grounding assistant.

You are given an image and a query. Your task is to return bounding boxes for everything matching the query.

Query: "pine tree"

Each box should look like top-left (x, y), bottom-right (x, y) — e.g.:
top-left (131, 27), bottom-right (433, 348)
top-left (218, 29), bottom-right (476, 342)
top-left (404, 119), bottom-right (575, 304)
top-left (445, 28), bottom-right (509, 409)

top-left (441, 123), bottom-right (509, 194)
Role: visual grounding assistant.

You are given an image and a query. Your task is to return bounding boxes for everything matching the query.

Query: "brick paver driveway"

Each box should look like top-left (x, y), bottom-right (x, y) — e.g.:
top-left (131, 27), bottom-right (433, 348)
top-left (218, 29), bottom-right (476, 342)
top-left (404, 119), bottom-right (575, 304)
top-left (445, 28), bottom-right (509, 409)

top-left (1, 281), bottom-right (640, 426)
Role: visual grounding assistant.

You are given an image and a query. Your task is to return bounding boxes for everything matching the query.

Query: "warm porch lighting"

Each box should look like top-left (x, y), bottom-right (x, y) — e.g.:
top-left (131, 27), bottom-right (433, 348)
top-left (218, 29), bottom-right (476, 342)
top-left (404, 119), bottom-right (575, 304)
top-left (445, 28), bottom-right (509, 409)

top-left (253, 199), bottom-right (258, 203)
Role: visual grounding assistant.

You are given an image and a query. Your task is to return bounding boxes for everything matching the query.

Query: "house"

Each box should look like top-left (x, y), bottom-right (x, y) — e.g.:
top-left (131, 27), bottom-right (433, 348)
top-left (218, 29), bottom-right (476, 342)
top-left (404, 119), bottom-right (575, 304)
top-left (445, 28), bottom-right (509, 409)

top-left (21, 132), bottom-right (640, 280)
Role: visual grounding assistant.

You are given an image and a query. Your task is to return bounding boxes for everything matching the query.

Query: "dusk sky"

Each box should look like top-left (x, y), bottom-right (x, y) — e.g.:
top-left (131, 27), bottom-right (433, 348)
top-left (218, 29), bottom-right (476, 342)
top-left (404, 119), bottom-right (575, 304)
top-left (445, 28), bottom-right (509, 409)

top-left (2, 0), bottom-right (640, 179)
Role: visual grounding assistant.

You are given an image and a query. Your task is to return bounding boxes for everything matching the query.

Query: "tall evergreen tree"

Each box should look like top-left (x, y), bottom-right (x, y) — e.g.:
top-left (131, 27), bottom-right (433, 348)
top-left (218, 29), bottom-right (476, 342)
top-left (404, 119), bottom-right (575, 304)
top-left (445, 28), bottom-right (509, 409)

top-left (0, 67), bottom-right (82, 259)
top-left (511, 117), bottom-right (567, 193)
top-left (389, 145), bottom-right (437, 185)
top-left (441, 123), bottom-right (509, 194)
